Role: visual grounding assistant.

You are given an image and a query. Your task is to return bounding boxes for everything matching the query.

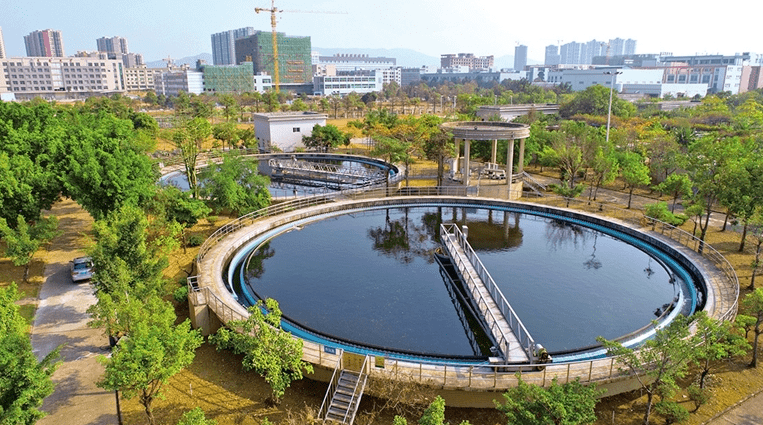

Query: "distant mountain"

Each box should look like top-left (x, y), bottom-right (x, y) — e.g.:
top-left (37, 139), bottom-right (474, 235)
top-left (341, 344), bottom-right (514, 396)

top-left (145, 53), bottom-right (213, 69)
top-left (494, 55), bottom-right (515, 70)
top-left (314, 47), bottom-right (439, 68)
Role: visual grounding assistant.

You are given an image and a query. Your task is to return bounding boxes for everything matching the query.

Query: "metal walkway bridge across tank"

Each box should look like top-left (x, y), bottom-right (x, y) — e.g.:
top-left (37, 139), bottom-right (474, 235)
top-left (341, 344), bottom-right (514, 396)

top-left (439, 223), bottom-right (538, 363)
top-left (268, 158), bottom-right (387, 187)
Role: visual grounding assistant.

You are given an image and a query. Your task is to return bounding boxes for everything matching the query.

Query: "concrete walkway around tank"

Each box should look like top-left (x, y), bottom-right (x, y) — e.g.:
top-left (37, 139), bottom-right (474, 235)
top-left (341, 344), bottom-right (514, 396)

top-left (29, 199), bottom-right (117, 425)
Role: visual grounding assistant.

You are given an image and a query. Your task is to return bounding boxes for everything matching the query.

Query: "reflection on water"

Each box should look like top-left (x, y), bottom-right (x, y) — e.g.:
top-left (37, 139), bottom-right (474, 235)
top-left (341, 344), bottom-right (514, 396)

top-left (237, 206), bottom-right (690, 355)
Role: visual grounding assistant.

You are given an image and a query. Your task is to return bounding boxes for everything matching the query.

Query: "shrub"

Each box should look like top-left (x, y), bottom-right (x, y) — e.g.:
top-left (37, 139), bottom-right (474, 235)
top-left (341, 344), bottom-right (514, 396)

top-left (688, 383), bottom-right (711, 412)
top-left (187, 234), bottom-right (204, 247)
top-left (206, 216), bottom-right (218, 225)
top-left (654, 400), bottom-right (690, 424)
top-left (173, 285), bottom-right (189, 304)
top-left (644, 202), bottom-right (688, 226)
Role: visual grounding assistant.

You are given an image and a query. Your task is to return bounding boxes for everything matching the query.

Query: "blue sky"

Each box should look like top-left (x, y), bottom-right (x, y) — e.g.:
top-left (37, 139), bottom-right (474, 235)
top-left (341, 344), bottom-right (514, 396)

top-left (2, 0), bottom-right (760, 62)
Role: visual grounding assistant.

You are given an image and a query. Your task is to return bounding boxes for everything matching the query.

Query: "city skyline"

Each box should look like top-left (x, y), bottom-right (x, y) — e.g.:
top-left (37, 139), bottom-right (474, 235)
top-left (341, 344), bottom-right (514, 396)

top-left (2, 0), bottom-right (760, 63)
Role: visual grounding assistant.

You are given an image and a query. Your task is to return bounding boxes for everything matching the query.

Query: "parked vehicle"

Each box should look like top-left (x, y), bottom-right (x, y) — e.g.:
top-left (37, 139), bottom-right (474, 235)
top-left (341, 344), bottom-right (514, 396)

top-left (70, 257), bottom-right (93, 282)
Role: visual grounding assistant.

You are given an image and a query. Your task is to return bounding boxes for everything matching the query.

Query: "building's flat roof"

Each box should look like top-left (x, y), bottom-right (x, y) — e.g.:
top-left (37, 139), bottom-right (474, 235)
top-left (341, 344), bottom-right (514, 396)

top-left (252, 111), bottom-right (328, 121)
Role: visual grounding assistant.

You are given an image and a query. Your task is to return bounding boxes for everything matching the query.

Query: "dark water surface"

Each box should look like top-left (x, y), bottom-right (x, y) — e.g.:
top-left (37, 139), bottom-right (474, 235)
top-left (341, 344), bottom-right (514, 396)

top-left (240, 206), bottom-right (681, 355)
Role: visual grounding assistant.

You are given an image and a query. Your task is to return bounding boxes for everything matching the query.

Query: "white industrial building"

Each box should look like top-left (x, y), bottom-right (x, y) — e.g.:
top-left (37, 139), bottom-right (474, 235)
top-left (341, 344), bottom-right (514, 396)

top-left (544, 67), bottom-right (706, 98)
top-left (252, 111), bottom-right (327, 152)
top-left (156, 70), bottom-right (203, 97)
top-left (313, 70), bottom-right (383, 96)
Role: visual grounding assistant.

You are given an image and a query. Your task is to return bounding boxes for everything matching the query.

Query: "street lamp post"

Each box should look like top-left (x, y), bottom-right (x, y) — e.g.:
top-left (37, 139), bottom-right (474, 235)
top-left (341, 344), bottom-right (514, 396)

top-left (604, 71), bottom-right (622, 144)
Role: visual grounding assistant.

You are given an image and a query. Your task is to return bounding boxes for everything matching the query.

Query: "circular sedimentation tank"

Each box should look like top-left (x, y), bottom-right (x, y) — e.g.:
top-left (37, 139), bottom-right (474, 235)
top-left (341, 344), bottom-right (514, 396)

top-left (191, 194), bottom-right (737, 404)
top-left (226, 201), bottom-right (702, 363)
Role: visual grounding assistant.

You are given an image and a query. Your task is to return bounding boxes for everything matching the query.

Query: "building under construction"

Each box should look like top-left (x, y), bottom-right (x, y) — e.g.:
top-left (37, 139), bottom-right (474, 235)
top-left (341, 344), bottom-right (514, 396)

top-left (199, 61), bottom-right (255, 94)
top-left (235, 31), bottom-right (312, 92)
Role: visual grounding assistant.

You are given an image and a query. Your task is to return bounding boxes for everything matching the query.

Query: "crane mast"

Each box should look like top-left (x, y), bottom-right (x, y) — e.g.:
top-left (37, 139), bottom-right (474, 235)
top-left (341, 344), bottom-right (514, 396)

top-left (255, 0), bottom-right (282, 91)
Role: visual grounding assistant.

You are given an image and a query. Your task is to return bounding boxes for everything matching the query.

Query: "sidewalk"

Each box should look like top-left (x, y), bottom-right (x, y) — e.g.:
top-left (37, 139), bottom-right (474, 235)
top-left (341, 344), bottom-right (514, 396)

top-left (705, 390), bottom-right (763, 425)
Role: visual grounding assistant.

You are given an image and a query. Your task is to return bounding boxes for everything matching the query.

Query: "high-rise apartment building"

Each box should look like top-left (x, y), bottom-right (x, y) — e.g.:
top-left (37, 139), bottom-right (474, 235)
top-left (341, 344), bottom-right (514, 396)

top-left (24, 29), bottom-right (65, 57)
top-left (94, 36), bottom-right (143, 68)
top-left (580, 40), bottom-right (604, 65)
top-left (560, 42), bottom-right (582, 65)
top-left (97, 36), bottom-right (129, 55)
top-left (0, 27), bottom-right (6, 59)
top-left (624, 39), bottom-right (637, 56)
top-left (544, 45), bottom-right (560, 66)
top-left (211, 27), bottom-right (257, 65)
top-left (235, 31), bottom-right (312, 85)
top-left (607, 38), bottom-right (637, 57)
top-left (514, 45), bottom-right (527, 71)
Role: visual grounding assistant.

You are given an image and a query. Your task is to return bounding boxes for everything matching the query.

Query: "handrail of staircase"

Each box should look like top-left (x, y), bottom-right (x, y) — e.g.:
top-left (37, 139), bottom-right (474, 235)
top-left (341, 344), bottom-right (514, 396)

top-left (319, 354), bottom-right (343, 423)
top-left (519, 171), bottom-right (547, 191)
top-left (342, 355), bottom-right (370, 425)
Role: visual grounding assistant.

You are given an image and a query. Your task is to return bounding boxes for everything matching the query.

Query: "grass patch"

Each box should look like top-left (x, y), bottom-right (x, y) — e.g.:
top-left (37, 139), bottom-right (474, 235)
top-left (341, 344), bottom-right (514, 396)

top-left (18, 303), bottom-right (36, 325)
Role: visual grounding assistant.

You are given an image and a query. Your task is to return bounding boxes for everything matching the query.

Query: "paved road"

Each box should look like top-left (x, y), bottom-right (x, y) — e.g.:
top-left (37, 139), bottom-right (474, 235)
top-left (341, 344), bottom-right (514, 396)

top-left (30, 200), bottom-right (117, 425)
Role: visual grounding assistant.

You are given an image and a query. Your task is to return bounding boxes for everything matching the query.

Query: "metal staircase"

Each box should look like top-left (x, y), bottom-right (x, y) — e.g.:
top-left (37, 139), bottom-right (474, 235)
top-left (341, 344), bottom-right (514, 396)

top-left (320, 356), bottom-right (369, 425)
top-left (518, 171), bottom-right (547, 196)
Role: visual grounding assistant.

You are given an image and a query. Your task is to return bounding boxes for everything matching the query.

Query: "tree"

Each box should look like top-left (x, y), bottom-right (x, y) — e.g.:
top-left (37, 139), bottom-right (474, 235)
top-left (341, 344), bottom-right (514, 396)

top-left (654, 174), bottom-right (693, 213)
top-left (748, 213), bottom-right (763, 290)
top-left (683, 135), bottom-right (743, 250)
top-left (742, 288), bottom-right (763, 368)
top-left (301, 124), bottom-right (349, 152)
top-left (218, 94), bottom-right (239, 123)
top-left (587, 144), bottom-right (619, 202)
top-left (0, 284), bottom-right (61, 425)
top-left (548, 121), bottom-right (600, 190)
top-left (143, 91), bottom-right (159, 107)
top-left (61, 112), bottom-right (157, 219)
top-left (494, 375), bottom-right (601, 425)
top-left (619, 151), bottom-right (651, 209)
top-left (598, 315), bottom-right (697, 425)
top-left (0, 215), bottom-right (58, 282)
top-left (717, 151), bottom-right (763, 252)
top-left (98, 300), bottom-right (202, 425)
top-left (149, 186), bottom-right (210, 253)
top-left (691, 311), bottom-right (749, 389)
top-left (422, 129), bottom-right (454, 187)
top-left (199, 153), bottom-right (271, 216)
top-left (210, 298), bottom-right (313, 405)
top-left (559, 84), bottom-right (635, 118)
top-left (173, 117), bottom-right (212, 199)
top-left (212, 121), bottom-right (238, 151)
top-left (88, 204), bottom-right (170, 297)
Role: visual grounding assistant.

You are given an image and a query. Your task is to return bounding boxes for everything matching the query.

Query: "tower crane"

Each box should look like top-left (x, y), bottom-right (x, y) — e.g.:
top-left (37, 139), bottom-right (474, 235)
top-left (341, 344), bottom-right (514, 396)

top-left (255, 0), bottom-right (283, 91)
top-left (255, 1), bottom-right (346, 92)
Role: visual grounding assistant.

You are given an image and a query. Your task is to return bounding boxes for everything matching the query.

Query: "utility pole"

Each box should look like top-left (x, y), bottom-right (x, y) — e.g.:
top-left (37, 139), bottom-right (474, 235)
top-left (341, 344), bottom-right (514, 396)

top-left (604, 71), bottom-right (622, 143)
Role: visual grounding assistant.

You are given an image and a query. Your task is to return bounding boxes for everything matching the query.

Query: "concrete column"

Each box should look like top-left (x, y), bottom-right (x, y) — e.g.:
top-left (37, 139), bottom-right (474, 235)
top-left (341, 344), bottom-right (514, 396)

top-left (503, 211), bottom-right (510, 241)
top-left (464, 139), bottom-right (471, 187)
top-left (518, 138), bottom-right (526, 173)
top-left (491, 139), bottom-right (498, 164)
top-left (453, 138), bottom-right (461, 178)
top-left (506, 139), bottom-right (515, 184)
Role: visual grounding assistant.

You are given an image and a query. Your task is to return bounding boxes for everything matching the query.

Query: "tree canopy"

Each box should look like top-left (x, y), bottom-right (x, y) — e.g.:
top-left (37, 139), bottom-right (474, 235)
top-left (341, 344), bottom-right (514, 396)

top-left (0, 284), bottom-right (61, 425)
top-left (210, 298), bottom-right (313, 404)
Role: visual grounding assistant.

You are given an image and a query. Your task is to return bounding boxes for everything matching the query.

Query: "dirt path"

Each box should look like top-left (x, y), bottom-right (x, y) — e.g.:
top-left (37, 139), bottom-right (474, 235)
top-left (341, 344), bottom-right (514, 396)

top-left (30, 199), bottom-right (118, 425)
